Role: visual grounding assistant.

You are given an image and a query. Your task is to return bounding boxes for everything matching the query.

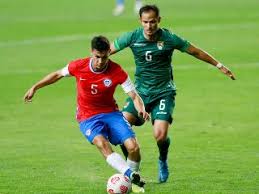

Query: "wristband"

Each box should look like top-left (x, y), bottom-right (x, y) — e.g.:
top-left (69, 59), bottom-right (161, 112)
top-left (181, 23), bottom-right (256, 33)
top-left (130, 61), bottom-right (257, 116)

top-left (216, 63), bottom-right (223, 68)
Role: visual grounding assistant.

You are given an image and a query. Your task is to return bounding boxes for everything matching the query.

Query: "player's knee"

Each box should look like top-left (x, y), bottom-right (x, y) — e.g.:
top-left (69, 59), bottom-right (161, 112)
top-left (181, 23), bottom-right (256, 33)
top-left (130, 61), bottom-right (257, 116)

top-left (94, 138), bottom-right (109, 149)
top-left (126, 143), bottom-right (140, 155)
top-left (154, 132), bottom-right (168, 143)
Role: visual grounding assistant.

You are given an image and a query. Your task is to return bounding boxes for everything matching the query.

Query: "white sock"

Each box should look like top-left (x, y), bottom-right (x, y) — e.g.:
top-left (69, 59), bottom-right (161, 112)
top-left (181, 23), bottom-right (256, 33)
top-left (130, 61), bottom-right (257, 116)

top-left (127, 158), bottom-right (140, 172)
top-left (106, 152), bottom-right (130, 174)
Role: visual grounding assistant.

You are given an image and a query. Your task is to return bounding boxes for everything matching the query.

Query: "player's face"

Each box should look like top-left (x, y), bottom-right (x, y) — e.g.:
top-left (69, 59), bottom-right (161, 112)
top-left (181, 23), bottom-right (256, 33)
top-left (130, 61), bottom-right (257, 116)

top-left (91, 49), bottom-right (110, 71)
top-left (140, 10), bottom-right (160, 38)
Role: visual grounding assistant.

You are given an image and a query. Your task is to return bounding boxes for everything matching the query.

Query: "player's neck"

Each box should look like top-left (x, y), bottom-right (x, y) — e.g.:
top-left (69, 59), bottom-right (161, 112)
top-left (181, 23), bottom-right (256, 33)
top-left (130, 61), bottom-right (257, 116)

top-left (92, 64), bottom-right (108, 72)
top-left (143, 29), bottom-right (160, 41)
top-left (90, 60), bottom-right (109, 73)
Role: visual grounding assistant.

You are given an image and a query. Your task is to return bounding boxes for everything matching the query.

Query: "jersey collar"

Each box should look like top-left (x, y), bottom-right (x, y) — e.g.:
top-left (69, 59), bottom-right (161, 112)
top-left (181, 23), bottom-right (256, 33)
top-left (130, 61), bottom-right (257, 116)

top-left (89, 58), bottom-right (109, 74)
top-left (142, 28), bottom-right (161, 42)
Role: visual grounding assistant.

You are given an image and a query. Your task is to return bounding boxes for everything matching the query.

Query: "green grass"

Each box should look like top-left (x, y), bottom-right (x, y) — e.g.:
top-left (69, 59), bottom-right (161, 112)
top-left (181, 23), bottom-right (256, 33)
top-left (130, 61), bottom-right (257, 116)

top-left (1, 0), bottom-right (259, 193)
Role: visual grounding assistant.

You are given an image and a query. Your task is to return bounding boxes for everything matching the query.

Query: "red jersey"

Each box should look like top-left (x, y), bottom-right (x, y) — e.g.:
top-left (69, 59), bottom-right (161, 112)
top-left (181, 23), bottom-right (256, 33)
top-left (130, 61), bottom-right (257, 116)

top-left (67, 57), bottom-right (128, 122)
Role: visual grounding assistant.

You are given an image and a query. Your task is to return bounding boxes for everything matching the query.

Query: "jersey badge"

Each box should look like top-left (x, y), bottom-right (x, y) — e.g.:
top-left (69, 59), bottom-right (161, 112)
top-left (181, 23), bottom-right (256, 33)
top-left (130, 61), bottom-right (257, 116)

top-left (103, 79), bottom-right (112, 87)
top-left (85, 129), bottom-right (91, 136)
top-left (157, 41), bottom-right (164, 50)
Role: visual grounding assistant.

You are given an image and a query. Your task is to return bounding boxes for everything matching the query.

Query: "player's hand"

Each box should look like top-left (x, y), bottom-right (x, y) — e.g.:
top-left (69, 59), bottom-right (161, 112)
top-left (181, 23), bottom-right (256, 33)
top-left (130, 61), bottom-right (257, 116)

top-left (219, 65), bottom-right (236, 80)
top-left (23, 87), bottom-right (36, 103)
top-left (139, 111), bottom-right (150, 121)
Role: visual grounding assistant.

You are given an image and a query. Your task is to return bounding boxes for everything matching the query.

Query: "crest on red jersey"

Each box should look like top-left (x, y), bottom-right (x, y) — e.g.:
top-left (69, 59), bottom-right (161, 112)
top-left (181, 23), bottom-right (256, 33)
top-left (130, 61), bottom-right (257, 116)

top-left (104, 79), bottom-right (112, 87)
top-left (85, 129), bottom-right (91, 136)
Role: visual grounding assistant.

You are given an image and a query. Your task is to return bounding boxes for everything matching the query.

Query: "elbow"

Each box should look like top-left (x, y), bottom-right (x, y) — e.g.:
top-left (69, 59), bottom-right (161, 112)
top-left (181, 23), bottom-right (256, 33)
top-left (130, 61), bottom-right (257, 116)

top-left (54, 70), bottom-right (64, 79)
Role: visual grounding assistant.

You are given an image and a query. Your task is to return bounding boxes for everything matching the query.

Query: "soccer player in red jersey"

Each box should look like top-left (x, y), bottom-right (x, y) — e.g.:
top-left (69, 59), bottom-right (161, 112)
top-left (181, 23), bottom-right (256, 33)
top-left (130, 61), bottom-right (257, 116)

top-left (23, 36), bottom-right (148, 188)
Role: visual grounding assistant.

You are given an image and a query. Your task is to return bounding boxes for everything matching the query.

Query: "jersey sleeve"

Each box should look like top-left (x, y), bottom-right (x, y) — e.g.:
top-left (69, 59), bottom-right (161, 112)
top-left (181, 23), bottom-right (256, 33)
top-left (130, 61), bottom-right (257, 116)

top-left (67, 60), bottom-right (78, 76)
top-left (169, 31), bottom-right (190, 52)
top-left (115, 65), bottom-right (128, 85)
top-left (60, 65), bottom-right (71, 77)
top-left (113, 31), bottom-right (134, 51)
top-left (121, 76), bottom-right (135, 93)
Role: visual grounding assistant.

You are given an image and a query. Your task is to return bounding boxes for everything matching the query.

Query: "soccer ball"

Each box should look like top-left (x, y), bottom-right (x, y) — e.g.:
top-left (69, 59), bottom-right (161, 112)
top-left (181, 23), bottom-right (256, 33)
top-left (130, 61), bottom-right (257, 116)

top-left (106, 173), bottom-right (132, 194)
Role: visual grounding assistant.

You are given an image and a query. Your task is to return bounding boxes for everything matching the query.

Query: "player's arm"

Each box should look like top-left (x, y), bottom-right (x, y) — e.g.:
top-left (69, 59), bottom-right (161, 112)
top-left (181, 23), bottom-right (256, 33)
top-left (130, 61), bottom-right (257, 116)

top-left (128, 90), bottom-right (150, 121)
top-left (110, 42), bottom-right (118, 55)
top-left (186, 43), bottom-right (236, 80)
top-left (110, 31), bottom-right (133, 55)
top-left (23, 69), bottom-right (64, 102)
top-left (121, 77), bottom-right (150, 121)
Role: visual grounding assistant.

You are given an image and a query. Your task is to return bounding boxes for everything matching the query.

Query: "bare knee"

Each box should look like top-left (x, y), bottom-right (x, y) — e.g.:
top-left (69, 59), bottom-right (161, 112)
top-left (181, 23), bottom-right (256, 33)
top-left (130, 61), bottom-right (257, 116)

top-left (124, 138), bottom-right (141, 161)
top-left (93, 136), bottom-right (113, 158)
top-left (127, 143), bottom-right (140, 155)
top-left (153, 120), bottom-right (170, 143)
top-left (154, 132), bottom-right (168, 143)
top-left (94, 139), bottom-right (109, 149)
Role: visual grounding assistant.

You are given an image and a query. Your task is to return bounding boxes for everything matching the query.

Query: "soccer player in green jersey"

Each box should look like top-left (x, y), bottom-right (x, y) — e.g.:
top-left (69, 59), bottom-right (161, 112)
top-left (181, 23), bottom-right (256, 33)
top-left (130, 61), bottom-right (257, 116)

top-left (110, 4), bottom-right (235, 183)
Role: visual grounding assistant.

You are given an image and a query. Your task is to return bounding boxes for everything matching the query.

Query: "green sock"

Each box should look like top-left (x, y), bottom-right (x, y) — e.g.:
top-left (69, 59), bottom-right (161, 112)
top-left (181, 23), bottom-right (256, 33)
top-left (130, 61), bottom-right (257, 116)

top-left (157, 137), bottom-right (171, 161)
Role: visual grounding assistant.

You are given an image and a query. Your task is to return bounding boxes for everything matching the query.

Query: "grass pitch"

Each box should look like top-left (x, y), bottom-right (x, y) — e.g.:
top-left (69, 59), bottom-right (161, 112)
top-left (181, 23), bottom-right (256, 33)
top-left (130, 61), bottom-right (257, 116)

top-left (0, 0), bottom-right (259, 193)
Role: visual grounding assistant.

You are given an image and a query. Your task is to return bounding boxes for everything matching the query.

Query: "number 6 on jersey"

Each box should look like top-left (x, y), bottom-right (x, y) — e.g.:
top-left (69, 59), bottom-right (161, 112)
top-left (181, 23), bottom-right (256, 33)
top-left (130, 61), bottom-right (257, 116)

top-left (145, 51), bottom-right (152, 61)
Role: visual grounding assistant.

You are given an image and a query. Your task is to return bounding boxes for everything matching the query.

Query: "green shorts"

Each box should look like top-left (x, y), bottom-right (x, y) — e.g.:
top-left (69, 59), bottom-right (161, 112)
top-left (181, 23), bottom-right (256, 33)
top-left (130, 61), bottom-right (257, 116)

top-left (122, 91), bottom-right (176, 126)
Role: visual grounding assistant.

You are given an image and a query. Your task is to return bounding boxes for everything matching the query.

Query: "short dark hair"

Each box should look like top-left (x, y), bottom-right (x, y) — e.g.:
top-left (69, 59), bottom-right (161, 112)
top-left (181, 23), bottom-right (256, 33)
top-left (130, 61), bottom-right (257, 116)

top-left (139, 4), bottom-right (160, 17)
top-left (91, 36), bottom-right (110, 52)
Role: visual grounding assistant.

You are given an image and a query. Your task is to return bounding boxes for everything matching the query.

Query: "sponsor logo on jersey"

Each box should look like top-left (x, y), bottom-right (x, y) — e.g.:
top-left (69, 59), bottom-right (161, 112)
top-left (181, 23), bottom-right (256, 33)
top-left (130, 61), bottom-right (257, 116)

top-left (133, 43), bottom-right (146, 47)
top-left (103, 79), bottom-right (112, 87)
top-left (80, 77), bottom-right (87, 81)
top-left (157, 41), bottom-right (164, 50)
top-left (156, 111), bottom-right (168, 115)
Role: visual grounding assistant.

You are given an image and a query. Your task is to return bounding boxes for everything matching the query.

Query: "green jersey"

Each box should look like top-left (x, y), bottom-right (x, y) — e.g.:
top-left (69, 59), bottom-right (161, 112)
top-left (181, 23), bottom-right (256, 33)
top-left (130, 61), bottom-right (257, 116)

top-left (114, 27), bottom-right (190, 95)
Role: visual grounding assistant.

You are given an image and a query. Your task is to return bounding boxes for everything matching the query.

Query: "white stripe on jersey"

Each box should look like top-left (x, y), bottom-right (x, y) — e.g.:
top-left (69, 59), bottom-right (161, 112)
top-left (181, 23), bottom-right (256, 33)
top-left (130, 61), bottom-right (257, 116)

top-left (61, 65), bottom-right (71, 77)
top-left (121, 76), bottom-right (135, 93)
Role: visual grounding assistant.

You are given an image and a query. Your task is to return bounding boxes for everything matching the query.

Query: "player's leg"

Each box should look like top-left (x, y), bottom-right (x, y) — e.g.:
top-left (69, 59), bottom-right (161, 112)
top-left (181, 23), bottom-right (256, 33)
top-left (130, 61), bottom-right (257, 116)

top-left (150, 92), bottom-right (175, 183)
top-left (120, 112), bottom-right (136, 159)
top-left (122, 97), bottom-right (145, 126)
top-left (123, 137), bottom-right (145, 192)
top-left (93, 135), bottom-right (143, 184)
top-left (121, 97), bottom-right (146, 159)
top-left (93, 135), bottom-right (131, 176)
top-left (92, 135), bottom-right (114, 157)
top-left (103, 111), bottom-right (141, 171)
top-left (113, 0), bottom-right (125, 16)
top-left (123, 137), bottom-right (140, 171)
top-left (103, 112), bottom-right (146, 188)
top-left (153, 120), bottom-right (171, 183)
top-left (123, 138), bottom-right (145, 192)
top-left (79, 115), bottom-right (137, 180)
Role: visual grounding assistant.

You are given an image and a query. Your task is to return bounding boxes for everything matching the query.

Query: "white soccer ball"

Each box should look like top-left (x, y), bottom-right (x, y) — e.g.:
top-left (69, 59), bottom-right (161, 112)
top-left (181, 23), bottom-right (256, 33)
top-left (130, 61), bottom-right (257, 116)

top-left (106, 173), bottom-right (132, 194)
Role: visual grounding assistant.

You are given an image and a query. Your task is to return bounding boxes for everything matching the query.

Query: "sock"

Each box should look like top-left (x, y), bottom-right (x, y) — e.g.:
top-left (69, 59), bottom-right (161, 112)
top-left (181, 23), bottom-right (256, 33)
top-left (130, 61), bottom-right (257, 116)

top-left (124, 168), bottom-right (133, 178)
top-left (120, 144), bottom-right (129, 159)
top-left (157, 137), bottom-right (171, 161)
top-left (106, 152), bottom-right (131, 175)
top-left (127, 158), bottom-right (140, 172)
